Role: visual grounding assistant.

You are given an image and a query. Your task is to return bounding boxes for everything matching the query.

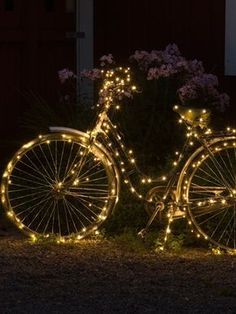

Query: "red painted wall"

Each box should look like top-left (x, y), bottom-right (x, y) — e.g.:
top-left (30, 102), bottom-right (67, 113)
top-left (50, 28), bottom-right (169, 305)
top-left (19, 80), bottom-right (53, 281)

top-left (94, 0), bottom-right (225, 72)
top-left (1, 0), bottom-right (236, 165)
top-left (0, 0), bottom-right (75, 163)
top-left (94, 0), bottom-right (236, 122)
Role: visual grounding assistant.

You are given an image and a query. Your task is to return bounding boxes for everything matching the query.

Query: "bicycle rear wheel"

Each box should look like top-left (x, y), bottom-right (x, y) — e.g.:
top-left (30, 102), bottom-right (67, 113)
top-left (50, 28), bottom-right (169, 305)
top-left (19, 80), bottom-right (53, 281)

top-left (1, 133), bottom-right (119, 240)
top-left (181, 138), bottom-right (236, 250)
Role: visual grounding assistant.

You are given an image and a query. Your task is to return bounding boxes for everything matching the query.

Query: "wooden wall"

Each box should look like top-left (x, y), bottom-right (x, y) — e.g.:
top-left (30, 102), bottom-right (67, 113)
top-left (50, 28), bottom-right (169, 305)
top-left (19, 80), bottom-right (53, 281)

top-left (1, 0), bottom-right (236, 165)
top-left (94, 0), bottom-right (236, 121)
top-left (0, 0), bottom-right (75, 163)
top-left (94, 0), bottom-right (225, 71)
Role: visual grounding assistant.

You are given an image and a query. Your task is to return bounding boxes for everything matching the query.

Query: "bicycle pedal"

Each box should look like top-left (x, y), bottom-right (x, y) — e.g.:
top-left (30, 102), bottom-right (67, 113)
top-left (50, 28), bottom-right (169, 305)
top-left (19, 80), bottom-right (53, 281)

top-left (138, 229), bottom-right (147, 238)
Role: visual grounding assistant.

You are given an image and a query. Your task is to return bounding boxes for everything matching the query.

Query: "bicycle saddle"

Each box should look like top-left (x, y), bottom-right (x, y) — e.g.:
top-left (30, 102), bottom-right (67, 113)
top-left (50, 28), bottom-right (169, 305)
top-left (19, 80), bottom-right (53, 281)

top-left (173, 104), bottom-right (211, 128)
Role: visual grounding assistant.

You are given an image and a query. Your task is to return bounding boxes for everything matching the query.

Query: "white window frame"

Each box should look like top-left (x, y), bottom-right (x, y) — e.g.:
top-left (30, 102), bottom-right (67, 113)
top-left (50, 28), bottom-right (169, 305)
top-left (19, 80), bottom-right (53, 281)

top-left (76, 0), bottom-right (94, 103)
top-left (225, 0), bottom-right (236, 75)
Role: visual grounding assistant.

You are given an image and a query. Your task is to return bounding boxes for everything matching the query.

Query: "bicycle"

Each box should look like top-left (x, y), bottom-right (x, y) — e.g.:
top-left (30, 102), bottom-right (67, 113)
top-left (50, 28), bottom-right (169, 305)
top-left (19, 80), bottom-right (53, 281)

top-left (1, 67), bottom-right (236, 251)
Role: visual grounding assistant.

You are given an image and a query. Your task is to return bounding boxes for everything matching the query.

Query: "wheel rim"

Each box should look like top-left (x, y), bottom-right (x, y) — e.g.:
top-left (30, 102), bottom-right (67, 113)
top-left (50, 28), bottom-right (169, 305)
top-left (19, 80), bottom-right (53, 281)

top-left (184, 140), bottom-right (236, 250)
top-left (2, 134), bottom-right (118, 240)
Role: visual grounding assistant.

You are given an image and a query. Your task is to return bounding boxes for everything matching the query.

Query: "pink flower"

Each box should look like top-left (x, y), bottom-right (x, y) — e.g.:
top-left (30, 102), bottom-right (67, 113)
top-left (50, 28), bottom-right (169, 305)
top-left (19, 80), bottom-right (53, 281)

top-left (217, 93), bottom-right (230, 111)
top-left (81, 68), bottom-right (102, 80)
top-left (147, 64), bottom-right (177, 80)
top-left (164, 43), bottom-right (181, 56)
top-left (188, 59), bottom-right (204, 76)
top-left (177, 72), bottom-right (229, 110)
top-left (147, 67), bottom-right (159, 80)
top-left (129, 50), bottom-right (153, 70)
top-left (58, 68), bottom-right (75, 83)
top-left (131, 50), bottom-right (150, 62)
top-left (100, 54), bottom-right (114, 66)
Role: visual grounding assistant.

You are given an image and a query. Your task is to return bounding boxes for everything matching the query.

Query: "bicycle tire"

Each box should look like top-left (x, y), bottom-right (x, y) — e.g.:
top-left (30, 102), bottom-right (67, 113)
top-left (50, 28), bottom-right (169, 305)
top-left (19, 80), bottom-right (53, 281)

top-left (178, 137), bottom-right (236, 250)
top-left (1, 133), bottom-right (119, 240)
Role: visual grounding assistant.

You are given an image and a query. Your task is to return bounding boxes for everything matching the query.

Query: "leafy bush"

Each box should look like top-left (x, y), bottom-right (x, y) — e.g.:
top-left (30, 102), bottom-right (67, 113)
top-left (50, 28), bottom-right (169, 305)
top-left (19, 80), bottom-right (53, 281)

top-left (55, 43), bottom-right (229, 171)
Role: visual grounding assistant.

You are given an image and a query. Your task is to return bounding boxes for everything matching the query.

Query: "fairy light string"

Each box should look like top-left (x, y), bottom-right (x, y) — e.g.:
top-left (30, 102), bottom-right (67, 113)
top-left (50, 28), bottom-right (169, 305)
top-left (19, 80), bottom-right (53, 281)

top-left (2, 66), bottom-right (236, 251)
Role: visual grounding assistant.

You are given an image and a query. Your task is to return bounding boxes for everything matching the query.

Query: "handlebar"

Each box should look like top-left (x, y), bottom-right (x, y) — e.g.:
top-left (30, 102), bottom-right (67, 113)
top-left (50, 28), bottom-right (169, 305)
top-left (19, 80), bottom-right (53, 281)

top-left (97, 67), bottom-right (137, 111)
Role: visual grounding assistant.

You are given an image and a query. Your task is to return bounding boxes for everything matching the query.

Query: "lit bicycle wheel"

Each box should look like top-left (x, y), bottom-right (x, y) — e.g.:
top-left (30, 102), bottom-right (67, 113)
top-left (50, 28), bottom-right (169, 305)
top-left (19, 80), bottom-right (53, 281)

top-left (1, 133), bottom-right (119, 240)
top-left (181, 138), bottom-right (236, 250)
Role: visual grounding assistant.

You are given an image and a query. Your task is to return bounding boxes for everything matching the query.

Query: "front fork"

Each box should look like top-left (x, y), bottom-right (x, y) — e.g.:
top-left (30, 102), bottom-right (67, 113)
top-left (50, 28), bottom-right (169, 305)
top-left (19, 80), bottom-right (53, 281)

top-left (61, 113), bottom-right (108, 189)
top-left (61, 134), bottom-right (97, 190)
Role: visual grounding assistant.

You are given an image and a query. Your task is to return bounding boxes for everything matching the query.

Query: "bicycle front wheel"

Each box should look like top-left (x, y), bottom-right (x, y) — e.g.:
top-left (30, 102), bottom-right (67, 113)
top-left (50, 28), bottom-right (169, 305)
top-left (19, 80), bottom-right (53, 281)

top-left (181, 138), bottom-right (236, 250)
top-left (1, 133), bottom-right (119, 240)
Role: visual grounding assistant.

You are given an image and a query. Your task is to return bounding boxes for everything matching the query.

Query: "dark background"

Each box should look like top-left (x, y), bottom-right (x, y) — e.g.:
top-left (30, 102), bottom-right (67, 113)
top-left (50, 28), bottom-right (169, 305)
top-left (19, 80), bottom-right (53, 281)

top-left (0, 0), bottom-right (235, 169)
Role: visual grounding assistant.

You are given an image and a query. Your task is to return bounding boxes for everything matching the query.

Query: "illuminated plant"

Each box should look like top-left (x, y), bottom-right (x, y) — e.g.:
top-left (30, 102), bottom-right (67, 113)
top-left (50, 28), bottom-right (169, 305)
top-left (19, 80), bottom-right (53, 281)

top-left (75, 45), bottom-right (230, 170)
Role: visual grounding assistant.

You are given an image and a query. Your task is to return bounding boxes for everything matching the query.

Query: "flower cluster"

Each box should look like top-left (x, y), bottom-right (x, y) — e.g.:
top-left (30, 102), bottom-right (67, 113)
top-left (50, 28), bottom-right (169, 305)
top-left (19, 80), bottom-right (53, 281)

top-left (58, 55), bottom-right (136, 107)
top-left (129, 44), bottom-right (229, 111)
top-left (100, 53), bottom-right (114, 66)
top-left (58, 44), bottom-right (229, 111)
top-left (58, 68), bottom-right (75, 84)
top-left (178, 73), bottom-right (229, 111)
top-left (80, 68), bottom-right (102, 81)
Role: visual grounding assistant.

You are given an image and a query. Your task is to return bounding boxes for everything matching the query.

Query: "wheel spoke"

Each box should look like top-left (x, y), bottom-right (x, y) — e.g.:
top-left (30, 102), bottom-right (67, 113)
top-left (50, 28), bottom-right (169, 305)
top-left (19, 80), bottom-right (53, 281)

top-left (2, 134), bottom-right (118, 239)
top-left (185, 140), bottom-right (236, 250)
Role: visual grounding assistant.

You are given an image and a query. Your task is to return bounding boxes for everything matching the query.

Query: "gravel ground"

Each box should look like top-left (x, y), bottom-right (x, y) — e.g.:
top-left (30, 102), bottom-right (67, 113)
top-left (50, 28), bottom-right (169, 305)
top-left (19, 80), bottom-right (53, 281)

top-left (0, 232), bottom-right (236, 314)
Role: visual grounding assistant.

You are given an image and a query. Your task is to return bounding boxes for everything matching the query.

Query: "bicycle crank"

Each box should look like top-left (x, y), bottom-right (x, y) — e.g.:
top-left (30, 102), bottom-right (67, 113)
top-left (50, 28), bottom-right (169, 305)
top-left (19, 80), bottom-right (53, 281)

top-left (138, 201), bottom-right (165, 238)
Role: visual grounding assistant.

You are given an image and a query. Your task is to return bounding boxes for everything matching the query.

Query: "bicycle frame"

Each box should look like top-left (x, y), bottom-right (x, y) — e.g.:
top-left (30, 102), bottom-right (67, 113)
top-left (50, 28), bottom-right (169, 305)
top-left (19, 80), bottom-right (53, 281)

top-left (45, 74), bottom-right (236, 242)
top-left (48, 105), bottom-right (221, 237)
top-left (49, 103), bottom-right (221, 207)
